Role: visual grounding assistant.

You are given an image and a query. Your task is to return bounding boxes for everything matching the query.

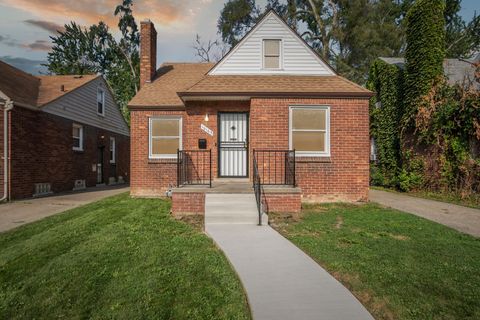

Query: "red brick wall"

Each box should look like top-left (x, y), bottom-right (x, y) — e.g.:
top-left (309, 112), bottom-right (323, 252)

top-left (250, 98), bottom-right (370, 202)
top-left (171, 192), bottom-right (205, 215)
top-left (263, 192), bottom-right (301, 214)
top-left (9, 107), bottom-right (130, 200)
top-left (130, 97), bottom-right (369, 202)
top-left (140, 21), bottom-right (157, 86)
top-left (130, 101), bottom-right (249, 197)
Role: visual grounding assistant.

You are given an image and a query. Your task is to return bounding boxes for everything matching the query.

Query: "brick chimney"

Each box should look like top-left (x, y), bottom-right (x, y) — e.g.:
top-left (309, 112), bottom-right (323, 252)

top-left (140, 19), bottom-right (157, 87)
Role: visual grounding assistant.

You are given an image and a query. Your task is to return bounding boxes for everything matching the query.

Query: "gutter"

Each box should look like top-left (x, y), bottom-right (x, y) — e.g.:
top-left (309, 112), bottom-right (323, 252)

top-left (1, 98), bottom-right (13, 202)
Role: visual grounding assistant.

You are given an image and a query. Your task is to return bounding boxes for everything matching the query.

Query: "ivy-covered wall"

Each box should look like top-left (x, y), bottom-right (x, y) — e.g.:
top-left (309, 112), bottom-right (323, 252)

top-left (368, 0), bottom-right (480, 197)
top-left (403, 0), bottom-right (445, 127)
top-left (367, 59), bottom-right (403, 187)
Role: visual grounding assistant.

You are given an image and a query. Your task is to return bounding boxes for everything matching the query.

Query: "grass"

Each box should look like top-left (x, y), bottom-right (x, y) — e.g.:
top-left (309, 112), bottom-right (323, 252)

top-left (371, 186), bottom-right (480, 210)
top-left (271, 203), bottom-right (480, 320)
top-left (0, 193), bottom-right (251, 320)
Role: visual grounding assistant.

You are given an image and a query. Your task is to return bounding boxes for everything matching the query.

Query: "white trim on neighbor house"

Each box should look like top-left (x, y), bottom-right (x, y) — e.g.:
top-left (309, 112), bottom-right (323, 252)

top-left (262, 39), bottom-right (283, 70)
top-left (289, 105), bottom-right (331, 157)
top-left (97, 87), bottom-right (105, 116)
top-left (72, 123), bottom-right (84, 151)
top-left (148, 116), bottom-right (183, 159)
top-left (110, 136), bottom-right (116, 164)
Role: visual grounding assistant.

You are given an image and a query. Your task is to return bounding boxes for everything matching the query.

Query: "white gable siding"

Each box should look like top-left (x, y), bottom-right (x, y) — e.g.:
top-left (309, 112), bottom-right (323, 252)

top-left (209, 13), bottom-right (334, 76)
top-left (42, 77), bottom-right (130, 136)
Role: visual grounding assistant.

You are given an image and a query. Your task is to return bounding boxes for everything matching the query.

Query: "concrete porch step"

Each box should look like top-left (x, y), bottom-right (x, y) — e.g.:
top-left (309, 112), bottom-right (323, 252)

top-left (205, 193), bottom-right (266, 225)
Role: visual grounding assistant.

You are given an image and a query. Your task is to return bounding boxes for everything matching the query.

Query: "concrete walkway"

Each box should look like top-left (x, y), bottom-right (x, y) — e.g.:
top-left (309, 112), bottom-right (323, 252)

top-left (0, 185), bottom-right (129, 232)
top-left (370, 189), bottom-right (480, 237)
top-left (205, 193), bottom-right (373, 320)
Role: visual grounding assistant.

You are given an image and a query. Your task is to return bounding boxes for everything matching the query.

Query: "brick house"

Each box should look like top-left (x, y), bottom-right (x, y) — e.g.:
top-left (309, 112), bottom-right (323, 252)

top-left (129, 10), bottom-right (373, 218)
top-left (0, 61), bottom-right (130, 200)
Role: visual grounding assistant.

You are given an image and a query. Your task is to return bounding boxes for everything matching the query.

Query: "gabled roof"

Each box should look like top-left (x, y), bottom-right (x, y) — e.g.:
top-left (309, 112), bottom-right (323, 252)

top-left (208, 9), bottom-right (336, 76)
top-left (128, 10), bottom-right (372, 109)
top-left (37, 75), bottom-right (99, 106)
top-left (0, 60), bottom-right (40, 106)
top-left (0, 60), bottom-right (99, 108)
top-left (379, 57), bottom-right (479, 88)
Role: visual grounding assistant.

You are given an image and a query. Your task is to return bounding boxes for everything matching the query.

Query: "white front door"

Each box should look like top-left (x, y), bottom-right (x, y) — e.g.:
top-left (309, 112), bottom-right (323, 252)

top-left (218, 113), bottom-right (248, 177)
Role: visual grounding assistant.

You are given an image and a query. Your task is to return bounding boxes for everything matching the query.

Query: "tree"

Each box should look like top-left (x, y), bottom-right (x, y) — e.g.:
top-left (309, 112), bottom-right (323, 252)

top-left (46, 0), bottom-right (140, 123)
top-left (192, 34), bottom-right (227, 62)
top-left (217, 0), bottom-right (260, 47)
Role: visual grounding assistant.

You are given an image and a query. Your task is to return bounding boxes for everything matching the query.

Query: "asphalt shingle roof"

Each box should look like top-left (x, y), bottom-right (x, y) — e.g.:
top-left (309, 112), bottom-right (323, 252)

top-left (128, 62), bottom-right (372, 108)
top-left (0, 60), bottom-right (99, 108)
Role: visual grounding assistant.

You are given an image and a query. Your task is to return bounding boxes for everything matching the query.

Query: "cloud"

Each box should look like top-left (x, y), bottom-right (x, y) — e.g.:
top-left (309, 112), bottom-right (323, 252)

top-left (0, 34), bottom-right (19, 47)
top-left (2, 0), bottom-right (203, 28)
top-left (0, 56), bottom-right (48, 75)
top-left (22, 40), bottom-right (52, 51)
top-left (24, 20), bottom-right (66, 33)
top-left (0, 34), bottom-right (52, 52)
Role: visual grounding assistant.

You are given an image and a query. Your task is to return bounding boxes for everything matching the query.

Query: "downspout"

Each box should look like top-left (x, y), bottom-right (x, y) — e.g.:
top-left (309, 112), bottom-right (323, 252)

top-left (1, 98), bottom-right (13, 202)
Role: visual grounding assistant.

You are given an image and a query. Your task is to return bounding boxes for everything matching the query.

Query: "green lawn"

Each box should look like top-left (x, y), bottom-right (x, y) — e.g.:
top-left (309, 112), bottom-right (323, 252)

top-left (271, 203), bottom-right (480, 320)
top-left (0, 193), bottom-right (251, 320)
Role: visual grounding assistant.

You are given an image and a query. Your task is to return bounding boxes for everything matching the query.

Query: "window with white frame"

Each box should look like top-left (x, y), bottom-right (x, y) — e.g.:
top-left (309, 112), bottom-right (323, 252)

top-left (97, 87), bottom-right (105, 115)
top-left (110, 137), bottom-right (116, 163)
top-left (149, 116), bottom-right (182, 159)
top-left (289, 106), bottom-right (330, 156)
top-left (72, 124), bottom-right (84, 151)
top-left (263, 39), bottom-right (281, 69)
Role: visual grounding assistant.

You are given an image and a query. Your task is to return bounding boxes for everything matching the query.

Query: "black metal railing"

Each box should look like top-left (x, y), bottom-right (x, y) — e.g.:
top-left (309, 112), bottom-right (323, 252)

top-left (177, 150), bottom-right (212, 187)
top-left (253, 152), bottom-right (265, 225)
top-left (253, 150), bottom-right (296, 186)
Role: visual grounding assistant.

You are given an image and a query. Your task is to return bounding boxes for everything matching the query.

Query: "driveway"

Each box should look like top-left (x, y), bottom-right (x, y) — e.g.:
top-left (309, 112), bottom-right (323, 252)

top-left (0, 185), bottom-right (129, 233)
top-left (370, 189), bottom-right (480, 237)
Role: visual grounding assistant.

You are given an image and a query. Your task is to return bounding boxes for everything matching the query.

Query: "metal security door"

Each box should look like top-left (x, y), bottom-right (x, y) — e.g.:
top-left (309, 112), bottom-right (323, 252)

top-left (218, 113), bottom-right (248, 177)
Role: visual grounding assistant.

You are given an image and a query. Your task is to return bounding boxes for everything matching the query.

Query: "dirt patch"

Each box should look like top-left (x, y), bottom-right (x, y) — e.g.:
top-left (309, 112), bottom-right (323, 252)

top-left (174, 215), bottom-right (204, 231)
top-left (335, 215), bottom-right (344, 229)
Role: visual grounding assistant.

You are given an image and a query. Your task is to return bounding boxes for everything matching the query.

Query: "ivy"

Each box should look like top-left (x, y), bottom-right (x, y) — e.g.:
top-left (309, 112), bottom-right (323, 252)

top-left (367, 59), bottom-right (404, 187)
top-left (403, 0), bottom-right (445, 128)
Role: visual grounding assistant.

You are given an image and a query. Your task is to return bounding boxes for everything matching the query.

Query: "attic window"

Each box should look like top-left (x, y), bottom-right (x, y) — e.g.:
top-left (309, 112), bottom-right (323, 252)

top-left (263, 39), bottom-right (281, 69)
top-left (97, 88), bottom-right (105, 116)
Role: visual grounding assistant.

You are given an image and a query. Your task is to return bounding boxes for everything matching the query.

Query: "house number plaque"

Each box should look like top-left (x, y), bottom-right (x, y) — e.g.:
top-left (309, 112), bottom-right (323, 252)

top-left (200, 124), bottom-right (214, 136)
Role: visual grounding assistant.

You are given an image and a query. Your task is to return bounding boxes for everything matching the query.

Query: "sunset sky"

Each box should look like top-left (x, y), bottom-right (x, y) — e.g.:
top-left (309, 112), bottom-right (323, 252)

top-left (0, 0), bottom-right (477, 74)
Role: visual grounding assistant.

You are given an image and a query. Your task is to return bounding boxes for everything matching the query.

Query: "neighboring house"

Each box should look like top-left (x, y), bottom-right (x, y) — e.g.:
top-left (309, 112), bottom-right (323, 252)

top-left (0, 61), bottom-right (130, 200)
top-left (129, 10), bottom-right (373, 215)
top-left (379, 57), bottom-right (480, 89)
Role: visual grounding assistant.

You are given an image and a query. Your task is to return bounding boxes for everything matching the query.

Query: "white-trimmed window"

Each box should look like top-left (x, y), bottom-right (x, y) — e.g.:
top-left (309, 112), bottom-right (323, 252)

top-left (110, 137), bottom-right (116, 163)
top-left (97, 87), bottom-right (105, 115)
top-left (263, 39), bottom-right (281, 69)
top-left (289, 106), bottom-right (330, 156)
top-left (72, 124), bottom-right (84, 151)
top-left (149, 116), bottom-right (182, 159)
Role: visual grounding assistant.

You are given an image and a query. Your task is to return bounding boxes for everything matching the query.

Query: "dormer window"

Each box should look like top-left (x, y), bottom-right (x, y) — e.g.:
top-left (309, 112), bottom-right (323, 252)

top-left (97, 88), bottom-right (105, 116)
top-left (263, 39), bottom-right (281, 69)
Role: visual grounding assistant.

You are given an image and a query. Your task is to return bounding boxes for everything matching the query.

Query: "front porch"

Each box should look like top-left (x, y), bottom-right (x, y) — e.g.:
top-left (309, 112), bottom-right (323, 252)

top-left (171, 149), bottom-right (302, 221)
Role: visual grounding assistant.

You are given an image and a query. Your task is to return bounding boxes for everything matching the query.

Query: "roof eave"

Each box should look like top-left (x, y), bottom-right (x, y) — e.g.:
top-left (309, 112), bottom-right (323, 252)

top-left (127, 104), bottom-right (186, 110)
top-left (178, 91), bottom-right (374, 99)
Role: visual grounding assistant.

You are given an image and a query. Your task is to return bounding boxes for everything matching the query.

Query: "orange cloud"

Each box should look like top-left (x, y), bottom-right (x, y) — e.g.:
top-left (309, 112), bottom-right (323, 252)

top-left (1, 0), bottom-right (197, 27)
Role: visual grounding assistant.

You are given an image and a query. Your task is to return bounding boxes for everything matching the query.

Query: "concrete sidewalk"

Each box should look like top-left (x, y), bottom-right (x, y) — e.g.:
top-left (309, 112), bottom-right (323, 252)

top-left (0, 185), bottom-right (129, 232)
top-left (206, 224), bottom-right (373, 320)
top-left (370, 189), bottom-right (480, 237)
